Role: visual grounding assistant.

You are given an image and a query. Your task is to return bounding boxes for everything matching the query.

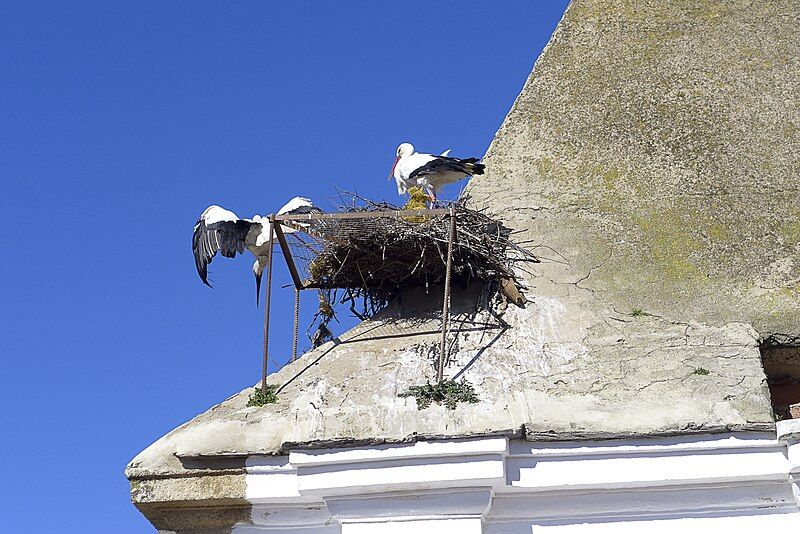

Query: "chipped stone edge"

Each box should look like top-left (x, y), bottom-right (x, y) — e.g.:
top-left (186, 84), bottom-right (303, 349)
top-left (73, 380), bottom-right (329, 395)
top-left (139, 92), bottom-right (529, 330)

top-left (130, 472), bottom-right (249, 532)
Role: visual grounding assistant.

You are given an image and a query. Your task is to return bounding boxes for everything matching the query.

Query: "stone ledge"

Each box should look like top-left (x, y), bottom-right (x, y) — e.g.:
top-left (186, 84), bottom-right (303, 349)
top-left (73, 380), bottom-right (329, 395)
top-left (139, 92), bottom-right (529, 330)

top-left (778, 419), bottom-right (800, 442)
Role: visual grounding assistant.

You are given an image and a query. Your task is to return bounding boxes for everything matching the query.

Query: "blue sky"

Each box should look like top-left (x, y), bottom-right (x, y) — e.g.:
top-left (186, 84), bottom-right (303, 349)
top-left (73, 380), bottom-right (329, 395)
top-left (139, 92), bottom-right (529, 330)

top-left (0, 1), bottom-right (568, 531)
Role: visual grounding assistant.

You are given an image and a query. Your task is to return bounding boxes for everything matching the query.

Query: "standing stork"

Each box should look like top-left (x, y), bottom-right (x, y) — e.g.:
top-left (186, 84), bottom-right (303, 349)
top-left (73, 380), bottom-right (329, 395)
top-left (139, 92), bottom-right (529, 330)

top-left (389, 143), bottom-right (485, 200)
top-left (192, 197), bottom-right (319, 304)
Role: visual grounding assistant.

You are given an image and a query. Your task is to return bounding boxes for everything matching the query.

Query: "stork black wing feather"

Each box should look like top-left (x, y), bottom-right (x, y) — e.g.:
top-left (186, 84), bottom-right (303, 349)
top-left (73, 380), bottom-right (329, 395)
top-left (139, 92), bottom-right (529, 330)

top-left (192, 218), bottom-right (258, 286)
top-left (216, 220), bottom-right (251, 258)
top-left (409, 156), bottom-right (485, 180)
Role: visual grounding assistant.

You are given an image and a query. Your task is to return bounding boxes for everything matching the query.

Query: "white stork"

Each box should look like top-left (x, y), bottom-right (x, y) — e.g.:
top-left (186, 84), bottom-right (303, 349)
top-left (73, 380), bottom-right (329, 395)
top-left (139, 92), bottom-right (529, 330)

top-left (389, 143), bottom-right (485, 200)
top-left (192, 197), bottom-right (319, 304)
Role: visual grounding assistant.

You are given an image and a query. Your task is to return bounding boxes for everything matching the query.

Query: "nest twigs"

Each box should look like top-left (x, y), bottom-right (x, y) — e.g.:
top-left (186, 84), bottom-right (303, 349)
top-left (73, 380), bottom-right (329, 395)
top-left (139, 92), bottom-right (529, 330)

top-left (308, 290), bottom-right (337, 348)
top-left (290, 191), bottom-right (538, 325)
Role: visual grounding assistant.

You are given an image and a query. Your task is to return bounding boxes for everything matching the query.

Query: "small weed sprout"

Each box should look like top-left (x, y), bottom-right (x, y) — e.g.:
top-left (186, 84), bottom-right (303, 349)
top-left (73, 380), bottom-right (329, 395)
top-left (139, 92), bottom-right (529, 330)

top-left (247, 385), bottom-right (279, 407)
top-left (630, 308), bottom-right (648, 317)
top-left (399, 379), bottom-right (480, 410)
top-left (693, 367), bottom-right (710, 376)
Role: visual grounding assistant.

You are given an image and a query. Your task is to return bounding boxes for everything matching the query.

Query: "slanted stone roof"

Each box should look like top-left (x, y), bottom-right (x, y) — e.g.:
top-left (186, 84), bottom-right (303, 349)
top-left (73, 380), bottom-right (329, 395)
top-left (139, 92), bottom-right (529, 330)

top-left (128, 0), bottom-right (799, 502)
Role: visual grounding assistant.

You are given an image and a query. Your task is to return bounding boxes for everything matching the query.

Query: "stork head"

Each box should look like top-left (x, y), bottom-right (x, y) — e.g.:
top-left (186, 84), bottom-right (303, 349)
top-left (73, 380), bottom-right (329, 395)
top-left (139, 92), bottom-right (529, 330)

top-left (253, 260), bottom-right (263, 307)
top-left (389, 142), bottom-right (414, 181)
top-left (396, 142), bottom-right (414, 157)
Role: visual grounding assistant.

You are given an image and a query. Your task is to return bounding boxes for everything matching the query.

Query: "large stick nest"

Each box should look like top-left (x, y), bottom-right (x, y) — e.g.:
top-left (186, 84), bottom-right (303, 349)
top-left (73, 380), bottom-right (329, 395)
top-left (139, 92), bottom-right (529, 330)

top-left (284, 194), bottom-right (538, 323)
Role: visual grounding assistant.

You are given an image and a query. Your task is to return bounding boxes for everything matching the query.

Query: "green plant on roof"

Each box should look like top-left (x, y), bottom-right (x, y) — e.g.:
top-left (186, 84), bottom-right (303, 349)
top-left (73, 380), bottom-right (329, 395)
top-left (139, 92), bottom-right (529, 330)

top-left (630, 308), bottom-right (649, 317)
top-left (399, 379), bottom-right (480, 410)
top-left (247, 384), bottom-right (279, 407)
top-left (693, 367), bottom-right (710, 376)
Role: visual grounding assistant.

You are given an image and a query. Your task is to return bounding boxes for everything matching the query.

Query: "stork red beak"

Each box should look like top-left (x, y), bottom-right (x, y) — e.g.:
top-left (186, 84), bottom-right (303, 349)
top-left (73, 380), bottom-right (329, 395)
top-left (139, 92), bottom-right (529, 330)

top-left (388, 156), bottom-right (400, 181)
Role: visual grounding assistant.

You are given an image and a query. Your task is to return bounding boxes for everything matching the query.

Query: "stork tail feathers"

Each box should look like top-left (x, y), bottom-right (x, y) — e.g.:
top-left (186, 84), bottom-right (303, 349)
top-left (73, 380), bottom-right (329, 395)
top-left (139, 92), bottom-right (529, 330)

top-left (470, 162), bottom-right (485, 175)
top-left (460, 158), bottom-right (485, 176)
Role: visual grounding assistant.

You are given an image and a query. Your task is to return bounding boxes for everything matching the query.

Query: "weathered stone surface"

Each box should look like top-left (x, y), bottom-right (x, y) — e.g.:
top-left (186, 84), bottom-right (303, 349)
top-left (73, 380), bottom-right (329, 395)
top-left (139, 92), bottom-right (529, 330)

top-left (130, 472), bottom-right (248, 531)
top-left (127, 291), bottom-right (774, 479)
top-left (474, 0), bottom-right (800, 336)
top-left (128, 0), bottom-right (800, 523)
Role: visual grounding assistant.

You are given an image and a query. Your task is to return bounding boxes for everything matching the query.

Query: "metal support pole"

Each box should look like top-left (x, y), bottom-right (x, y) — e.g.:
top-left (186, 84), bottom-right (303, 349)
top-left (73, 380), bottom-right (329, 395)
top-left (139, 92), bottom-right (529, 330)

top-left (292, 286), bottom-right (300, 362)
top-left (261, 219), bottom-right (276, 393)
top-left (437, 206), bottom-right (457, 383)
top-left (273, 222), bottom-right (304, 289)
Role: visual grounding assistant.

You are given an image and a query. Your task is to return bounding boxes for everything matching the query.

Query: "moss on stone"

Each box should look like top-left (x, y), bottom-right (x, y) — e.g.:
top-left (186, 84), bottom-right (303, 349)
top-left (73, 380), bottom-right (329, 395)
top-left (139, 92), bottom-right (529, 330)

top-left (536, 158), bottom-right (554, 178)
top-left (705, 224), bottom-right (729, 241)
top-left (630, 209), bottom-right (706, 283)
top-left (602, 168), bottom-right (620, 189)
top-left (780, 221), bottom-right (800, 245)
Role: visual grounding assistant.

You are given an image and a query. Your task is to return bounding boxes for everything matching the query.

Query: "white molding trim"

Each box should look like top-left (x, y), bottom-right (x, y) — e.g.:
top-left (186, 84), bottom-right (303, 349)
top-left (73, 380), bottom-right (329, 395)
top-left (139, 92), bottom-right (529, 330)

top-left (778, 419), bottom-right (800, 507)
top-left (236, 432), bottom-right (800, 532)
top-left (342, 517), bottom-right (483, 534)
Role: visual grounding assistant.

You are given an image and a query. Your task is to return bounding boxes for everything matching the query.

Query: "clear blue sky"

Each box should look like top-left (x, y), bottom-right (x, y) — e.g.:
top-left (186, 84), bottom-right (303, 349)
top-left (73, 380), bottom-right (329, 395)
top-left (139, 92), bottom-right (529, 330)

top-left (0, 1), bottom-right (568, 531)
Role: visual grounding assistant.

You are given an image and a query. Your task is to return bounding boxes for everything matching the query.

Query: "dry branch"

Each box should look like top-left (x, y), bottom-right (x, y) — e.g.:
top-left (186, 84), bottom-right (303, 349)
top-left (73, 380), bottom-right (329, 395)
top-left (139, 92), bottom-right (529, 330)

top-left (282, 194), bottom-right (538, 324)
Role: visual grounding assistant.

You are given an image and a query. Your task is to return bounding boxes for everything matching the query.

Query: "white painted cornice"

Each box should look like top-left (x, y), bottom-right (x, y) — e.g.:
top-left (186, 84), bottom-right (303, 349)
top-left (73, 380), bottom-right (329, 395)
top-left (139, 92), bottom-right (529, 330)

top-left (778, 419), bottom-right (800, 507)
top-left (237, 432), bottom-right (800, 532)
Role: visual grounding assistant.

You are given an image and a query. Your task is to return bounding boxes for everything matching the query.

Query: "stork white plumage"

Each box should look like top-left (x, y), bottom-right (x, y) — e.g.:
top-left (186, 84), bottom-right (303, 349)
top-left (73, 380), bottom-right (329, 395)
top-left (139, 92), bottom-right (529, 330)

top-left (192, 197), bottom-right (320, 304)
top-left (389, 143), bottom-right (485, 200)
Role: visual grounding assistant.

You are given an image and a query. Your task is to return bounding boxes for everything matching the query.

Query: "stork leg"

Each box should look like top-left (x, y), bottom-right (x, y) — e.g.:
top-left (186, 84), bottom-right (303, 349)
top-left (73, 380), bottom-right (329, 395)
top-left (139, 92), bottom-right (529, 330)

top-left (427, 187), bottom-right (437, 206)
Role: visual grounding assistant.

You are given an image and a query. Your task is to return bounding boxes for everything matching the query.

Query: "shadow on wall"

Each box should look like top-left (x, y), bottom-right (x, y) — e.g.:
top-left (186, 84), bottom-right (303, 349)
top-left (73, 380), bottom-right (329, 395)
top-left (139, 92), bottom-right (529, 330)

top-left (278, 283), bottom-right (515, 392)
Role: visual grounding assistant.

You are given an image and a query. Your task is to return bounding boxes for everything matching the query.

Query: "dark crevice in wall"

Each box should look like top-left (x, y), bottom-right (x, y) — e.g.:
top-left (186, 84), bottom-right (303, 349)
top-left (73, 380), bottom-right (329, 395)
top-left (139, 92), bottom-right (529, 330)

top-left (760, 335), bottom-right (800, 421)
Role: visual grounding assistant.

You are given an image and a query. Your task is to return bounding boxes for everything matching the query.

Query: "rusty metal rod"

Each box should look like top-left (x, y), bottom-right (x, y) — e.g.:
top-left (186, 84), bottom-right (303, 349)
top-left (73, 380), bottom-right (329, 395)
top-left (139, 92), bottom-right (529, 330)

top-left (273, 222), bottom-right (304, 290)
top-left (292, 286), bottom-right (300, 362)
top-left (274, 208), bottom-right (449, 222)
top-left (437, 206), bottom-right (457, 383)
top-left (261, 219), bottom-right (276, 393)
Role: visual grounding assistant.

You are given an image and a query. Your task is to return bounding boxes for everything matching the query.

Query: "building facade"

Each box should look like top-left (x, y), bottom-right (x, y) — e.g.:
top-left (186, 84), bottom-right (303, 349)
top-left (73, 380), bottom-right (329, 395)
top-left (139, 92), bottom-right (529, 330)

top-left (128, 1), bottom-right (800, 531)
